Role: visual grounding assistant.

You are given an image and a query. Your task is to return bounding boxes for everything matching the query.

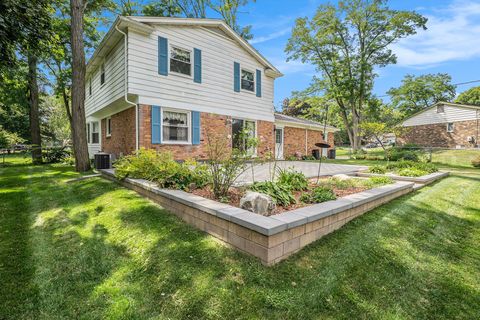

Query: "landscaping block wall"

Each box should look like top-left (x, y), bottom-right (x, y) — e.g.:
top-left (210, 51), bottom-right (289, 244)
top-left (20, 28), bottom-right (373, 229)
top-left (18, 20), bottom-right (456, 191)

top-left (398, 120), bottom-right (479, 148)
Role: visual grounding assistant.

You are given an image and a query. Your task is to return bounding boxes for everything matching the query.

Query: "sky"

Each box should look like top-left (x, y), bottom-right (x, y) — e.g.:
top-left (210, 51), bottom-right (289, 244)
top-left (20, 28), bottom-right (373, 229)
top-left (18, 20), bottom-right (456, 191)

top-left (229, 0), bottom-right (480, 108)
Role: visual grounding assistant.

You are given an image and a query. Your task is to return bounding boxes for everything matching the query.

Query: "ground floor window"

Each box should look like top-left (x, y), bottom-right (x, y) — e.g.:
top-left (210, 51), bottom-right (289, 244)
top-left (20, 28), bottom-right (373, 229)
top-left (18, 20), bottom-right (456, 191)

top-left (447, 122), bottom-right (454, 132)
top-left (232, 118), bottom-right (256, 155)
top-left (91, 121), bottom-right (99, 144)
top-left (87, 123), bottom-right (91, 143)
top-left (162, 109), bottom-right (190, 143)
top-left (106, 117), bottom-right (112, 137)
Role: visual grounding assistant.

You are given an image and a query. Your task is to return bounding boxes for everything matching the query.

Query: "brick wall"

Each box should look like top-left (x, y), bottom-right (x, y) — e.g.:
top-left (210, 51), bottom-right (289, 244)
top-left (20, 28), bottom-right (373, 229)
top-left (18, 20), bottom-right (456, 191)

top-left (257, 121), bottom-right (275, 158)
top-left (283, 127), bottom-right (334, 158)
top-left (101, 106), bottom-right (136, 157)
top-left (398, 120), bottom-right (479, 148)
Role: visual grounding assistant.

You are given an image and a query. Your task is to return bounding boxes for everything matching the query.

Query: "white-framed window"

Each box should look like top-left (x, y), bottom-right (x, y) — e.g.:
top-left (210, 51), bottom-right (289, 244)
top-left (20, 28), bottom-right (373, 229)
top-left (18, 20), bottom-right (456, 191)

top-left (437, 105), bottom-right (445, 113)
top-left (170, 46), bottom-right (192, 76)
top-left (89, 78), bottom-right (92, 96)
top-left (91, 121), bottom-right (99, 143)
top-left (87, 123), bottom-right (91, 144)
top-left (447, 122), bottom-right (454, 132)
top-left (232, 118), bottom-right (257, 155)
top-left (162, 108), bottom-right (191, 143)
top-left (106, 117), bottom-right (112, 137)
top-left (100, 63), bottom-right (105, 85)
top-left (241, 69), bottom-right (255, 92)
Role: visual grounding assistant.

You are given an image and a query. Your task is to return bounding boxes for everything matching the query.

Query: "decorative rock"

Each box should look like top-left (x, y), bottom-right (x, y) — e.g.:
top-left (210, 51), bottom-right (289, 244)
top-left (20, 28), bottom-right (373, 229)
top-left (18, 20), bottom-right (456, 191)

top-left (332, 174), bottom-right (351, 180)
top-left (240, 191), bottom-right (275, 216)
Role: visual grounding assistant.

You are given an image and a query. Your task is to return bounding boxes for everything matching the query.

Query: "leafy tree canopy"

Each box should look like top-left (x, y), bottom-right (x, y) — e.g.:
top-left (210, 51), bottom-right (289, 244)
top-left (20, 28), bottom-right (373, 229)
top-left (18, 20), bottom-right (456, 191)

top-left (285, 0), bottom-right (427, 150)
top-left (387, 73), bottom-right (456, 116)
top-left (455, 86), bottom-right (480, 106)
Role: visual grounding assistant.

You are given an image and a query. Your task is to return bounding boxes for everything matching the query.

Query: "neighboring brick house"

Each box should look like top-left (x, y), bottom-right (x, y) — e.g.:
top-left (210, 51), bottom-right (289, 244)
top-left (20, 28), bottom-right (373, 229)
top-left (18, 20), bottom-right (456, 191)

top-left (398, 102), bottom-right (480, 148)
top-left (85, 16), bottom-right (337, 161)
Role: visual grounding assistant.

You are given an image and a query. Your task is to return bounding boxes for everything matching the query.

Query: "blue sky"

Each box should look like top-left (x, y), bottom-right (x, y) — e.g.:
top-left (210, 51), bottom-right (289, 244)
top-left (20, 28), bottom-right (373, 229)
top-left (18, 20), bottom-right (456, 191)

top-left (230, 0), bottom-right (480, 108)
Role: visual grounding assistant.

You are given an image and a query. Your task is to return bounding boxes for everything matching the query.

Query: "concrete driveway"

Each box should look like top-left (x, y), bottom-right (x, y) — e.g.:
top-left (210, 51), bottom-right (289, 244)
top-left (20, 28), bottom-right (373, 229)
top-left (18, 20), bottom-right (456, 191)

top-left (236, 161), bottom-right (368, 185)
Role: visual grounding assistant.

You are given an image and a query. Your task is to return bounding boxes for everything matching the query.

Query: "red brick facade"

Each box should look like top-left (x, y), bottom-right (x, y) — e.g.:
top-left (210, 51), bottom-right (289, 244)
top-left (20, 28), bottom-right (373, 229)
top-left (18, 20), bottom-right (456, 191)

top-left (101, 107), bottom-right (136, 157)
top-left (100, 104), bottom-right (334, 160)
top-left (282, 126), bottom-right (333, 158)
top-left (398, 120), bottom-right (479, 148)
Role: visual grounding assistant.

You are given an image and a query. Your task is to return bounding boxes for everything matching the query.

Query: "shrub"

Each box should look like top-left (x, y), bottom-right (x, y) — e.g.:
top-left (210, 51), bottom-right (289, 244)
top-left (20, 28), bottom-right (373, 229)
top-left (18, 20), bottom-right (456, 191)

top-left (414, 162), bottom-right (438, 173)
top-left (368, 176), bottom-right (394, 186)
top-left (249, 181), bottom-right (296, 207)
top-left (396, 167), bottom-right (428, 177)
top-left (319, 177), bottom-right (357, 190)
top-left (42, 147), bottom-right (71, 163)
top-left (369, 165), bottom-right (387, 174)
top-left (386, 160), bottom-right (438, 174)
top-left (300, 186), bottom-right (336, 204)
top-left (114, 149), bottom-right (209, 190)
top-left (365, 155), bottom-right (384, 160)
top-left (276, 167), bottom-right (308, 191)
top-left (386, 148), bottom-right (419, 162)
top-left (472, 156), bottom-right (480, 168)
top-left (302, 155), bottom-right (316, 161)
top-left (285, 155), bottom-right (298, 161)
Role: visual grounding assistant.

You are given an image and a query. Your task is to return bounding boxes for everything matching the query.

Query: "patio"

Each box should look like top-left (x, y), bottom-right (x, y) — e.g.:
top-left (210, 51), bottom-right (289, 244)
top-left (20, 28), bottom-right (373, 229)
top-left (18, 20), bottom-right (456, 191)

top-left (236, 161), bottom-right (368, 185)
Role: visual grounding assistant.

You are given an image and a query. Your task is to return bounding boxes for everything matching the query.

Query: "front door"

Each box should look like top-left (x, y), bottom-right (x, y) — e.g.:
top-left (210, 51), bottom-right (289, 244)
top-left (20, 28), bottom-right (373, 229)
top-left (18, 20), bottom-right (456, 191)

top-left (275, 128), bottom-right (284, 159)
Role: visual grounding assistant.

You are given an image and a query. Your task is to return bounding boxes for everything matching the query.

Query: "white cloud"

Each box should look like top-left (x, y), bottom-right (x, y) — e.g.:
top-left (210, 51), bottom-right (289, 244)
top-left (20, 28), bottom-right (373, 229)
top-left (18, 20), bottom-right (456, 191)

top-left (249, 28), bottom-right (291, 44)
top-left (391, 0), bottom-right (480, 67)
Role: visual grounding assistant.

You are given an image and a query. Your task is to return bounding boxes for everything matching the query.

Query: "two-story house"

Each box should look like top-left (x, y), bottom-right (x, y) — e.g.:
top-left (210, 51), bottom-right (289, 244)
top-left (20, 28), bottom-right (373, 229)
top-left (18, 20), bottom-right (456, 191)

top-left (85, 16), bottom-right (337, 160)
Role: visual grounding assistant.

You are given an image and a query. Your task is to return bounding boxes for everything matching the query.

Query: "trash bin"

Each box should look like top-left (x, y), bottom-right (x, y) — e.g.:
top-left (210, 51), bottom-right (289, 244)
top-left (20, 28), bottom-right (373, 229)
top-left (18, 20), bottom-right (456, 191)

top-left (328, 149), bottom-right (336, 159)
top-left (312, 149), bottom-right (320, 160)
top-left (94, 153), bottom-right (111, 169)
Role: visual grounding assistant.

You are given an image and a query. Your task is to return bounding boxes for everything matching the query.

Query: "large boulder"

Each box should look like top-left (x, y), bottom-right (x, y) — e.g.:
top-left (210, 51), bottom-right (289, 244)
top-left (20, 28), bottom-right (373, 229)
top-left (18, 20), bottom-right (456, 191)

top-left (240, 191), bottom-right (275, 216)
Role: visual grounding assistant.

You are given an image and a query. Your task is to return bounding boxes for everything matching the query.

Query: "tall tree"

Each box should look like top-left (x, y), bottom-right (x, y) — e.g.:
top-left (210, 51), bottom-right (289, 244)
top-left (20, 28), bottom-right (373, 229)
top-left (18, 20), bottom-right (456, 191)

top-left (285, 0), bottom-right (427, 150)
top-left (212, 0), bottom-right (255, 40)
top-left (28, 54), bottom-right (42, 164)
top-left (70, 0), bottom-right (90, 172)
top-left (455, 86), bottom-right (480, 106)
top-left (142, 1), bottom-right (181, 16)
top-left (176, 0), bottom-right (208, 18)
top-left (387, 73), bottom-right (456, 116)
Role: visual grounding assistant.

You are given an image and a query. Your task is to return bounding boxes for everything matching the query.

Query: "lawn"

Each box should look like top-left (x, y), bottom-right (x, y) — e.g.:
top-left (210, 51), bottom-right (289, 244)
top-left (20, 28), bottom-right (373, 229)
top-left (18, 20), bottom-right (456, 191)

top-left (1, 155), bottom-right (480, 319)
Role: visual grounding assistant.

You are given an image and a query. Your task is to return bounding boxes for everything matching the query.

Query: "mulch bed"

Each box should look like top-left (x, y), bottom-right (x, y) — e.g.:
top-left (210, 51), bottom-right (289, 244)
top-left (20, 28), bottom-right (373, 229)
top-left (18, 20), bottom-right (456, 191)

top-left (190, 177), bottom-right (370, 215)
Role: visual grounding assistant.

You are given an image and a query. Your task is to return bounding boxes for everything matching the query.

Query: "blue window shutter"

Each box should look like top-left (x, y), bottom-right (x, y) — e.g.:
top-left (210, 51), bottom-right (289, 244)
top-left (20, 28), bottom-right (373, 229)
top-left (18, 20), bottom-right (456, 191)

top-left (234, 62), bottom-right (240, 92)
top-left (151, 106), bottom-right (161, 144)
top-left (256, 69), bottom-right (262, 97)
top-left (192, 111), bottom-right (200, 145)
top-left (194, 48), bottom-right (202, 83)
top-left (158, 37), bottom-right (168, 76)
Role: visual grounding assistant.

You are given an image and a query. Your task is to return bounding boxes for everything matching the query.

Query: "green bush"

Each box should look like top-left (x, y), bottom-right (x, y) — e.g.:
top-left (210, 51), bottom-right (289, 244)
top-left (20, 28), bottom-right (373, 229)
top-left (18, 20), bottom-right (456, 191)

top-left (42, 147), bottom-right (71, 164)
top-left (472, 156), bottom-right (480, 168)
top-left (276, 167), bottom-right (308, 191)
top-left (386, 160), bottom-right (437, 174)
top-left (367, 176), bottom-right (394, 186)
top-left (302, 155), bottom-right (316, 161)
top-left (396, 167), bottom-right (428, 177)
top-left (300, 186), bottom-right (336, 204)
top-left (285, 155), bottom-right (298, 161)
top-left (369, 165), bottom-right (387, 174)
top-left (365, 155), bottom-right (384, 160)
top-left (114, 149), bottom-right (209, 190)
top-left (249, 181), bottom-right (296, 207)
top-left (319, 177), bottom-right (357, 190)
top-left (386, 148), bottom-right (419, 162)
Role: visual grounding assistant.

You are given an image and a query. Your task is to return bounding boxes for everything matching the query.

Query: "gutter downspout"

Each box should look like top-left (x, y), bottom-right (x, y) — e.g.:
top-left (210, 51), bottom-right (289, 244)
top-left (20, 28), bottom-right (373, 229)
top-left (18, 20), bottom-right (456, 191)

top-left (115, 24), bottom-right (139, 151)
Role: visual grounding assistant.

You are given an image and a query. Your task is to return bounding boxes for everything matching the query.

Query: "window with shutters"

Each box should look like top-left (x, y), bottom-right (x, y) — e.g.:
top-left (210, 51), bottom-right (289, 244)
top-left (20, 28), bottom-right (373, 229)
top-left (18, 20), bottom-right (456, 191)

top-left (170, 46), bottom-right (191, 76)
top-left (162, 108), bottom-right (191, 143)
top-left (241, 69), bottom-right (255, 92)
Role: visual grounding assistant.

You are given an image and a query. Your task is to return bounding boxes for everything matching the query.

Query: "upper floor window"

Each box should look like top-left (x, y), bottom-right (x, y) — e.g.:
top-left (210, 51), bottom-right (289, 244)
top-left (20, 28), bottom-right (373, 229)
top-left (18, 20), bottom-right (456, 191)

top-left (89, 78), bottom-right (92, 96)
top-left (162, 109), bottom-right (190, 143)
top-left (100, 63), bottom-right (105, 85)
top-left (241, 69), bottom-right (254, 92)
top-left (170, 47), bottom-right (191, 76)
top-left (437, 105), bottom-right (444, 113)
top-left (106, 117), bottom-right (112, 137)
top-left (447, 122), bottom-right (454, 132)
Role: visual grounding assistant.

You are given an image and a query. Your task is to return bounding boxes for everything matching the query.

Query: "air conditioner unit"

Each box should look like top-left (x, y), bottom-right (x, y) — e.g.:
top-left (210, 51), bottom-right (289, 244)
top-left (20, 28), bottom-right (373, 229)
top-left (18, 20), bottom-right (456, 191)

top-left (467, 136), bottom-right (476, 143)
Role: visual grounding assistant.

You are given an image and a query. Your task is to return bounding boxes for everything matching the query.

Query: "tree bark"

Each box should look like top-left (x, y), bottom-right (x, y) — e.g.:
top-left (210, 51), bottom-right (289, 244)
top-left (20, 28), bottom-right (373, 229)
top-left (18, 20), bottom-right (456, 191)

top-left (70, 0), bottom-right (90, 172)
top-left (28, 54), bottom-right (42, 164)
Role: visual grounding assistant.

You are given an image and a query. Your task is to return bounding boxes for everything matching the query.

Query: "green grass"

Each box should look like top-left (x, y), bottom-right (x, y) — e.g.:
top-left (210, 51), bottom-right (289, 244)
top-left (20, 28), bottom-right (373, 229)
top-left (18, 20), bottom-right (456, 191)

top-left (1, 155), bottom-right (480, 319)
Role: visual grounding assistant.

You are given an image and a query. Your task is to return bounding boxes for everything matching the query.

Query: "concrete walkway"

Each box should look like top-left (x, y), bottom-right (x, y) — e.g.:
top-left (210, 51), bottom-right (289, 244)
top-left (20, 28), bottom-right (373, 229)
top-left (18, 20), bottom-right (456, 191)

top-left (236, 161), bottom-right (368, 185)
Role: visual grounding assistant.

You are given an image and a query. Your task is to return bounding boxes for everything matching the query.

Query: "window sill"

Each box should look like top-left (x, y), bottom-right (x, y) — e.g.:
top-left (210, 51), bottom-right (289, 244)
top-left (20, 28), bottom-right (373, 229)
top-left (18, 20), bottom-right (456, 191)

top-left (106, 135), bottom-right (111, 138)
top-left (161, 141), bottom-right (192, 145)
top-left (240, 88), bottom-right (256, 95)
top-left (169, 71), bottom-right (193, 80)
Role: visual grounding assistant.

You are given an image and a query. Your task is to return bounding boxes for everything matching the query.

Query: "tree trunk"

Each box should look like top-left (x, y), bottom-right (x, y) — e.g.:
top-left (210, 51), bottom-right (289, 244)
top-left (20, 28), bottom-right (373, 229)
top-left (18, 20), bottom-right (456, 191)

top-left (70, 0), bottom-right (90, 172)
top-left (28, 54), bottom-right (42, 164)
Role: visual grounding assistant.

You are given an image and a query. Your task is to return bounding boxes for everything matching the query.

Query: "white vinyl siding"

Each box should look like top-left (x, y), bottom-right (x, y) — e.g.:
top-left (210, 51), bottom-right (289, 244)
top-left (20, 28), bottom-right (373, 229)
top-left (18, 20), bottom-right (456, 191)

top-left (403, 104), bottom-right (480, 126)
top-left (85, 39), bottom-right (125, 117)
top-left (127, 25), bottom-right (275, 122)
